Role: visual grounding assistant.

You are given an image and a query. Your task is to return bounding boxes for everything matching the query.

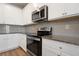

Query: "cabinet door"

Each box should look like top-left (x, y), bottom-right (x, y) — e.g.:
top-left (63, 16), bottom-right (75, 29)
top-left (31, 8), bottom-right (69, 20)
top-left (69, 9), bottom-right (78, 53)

top-left (46, 3), bottom-right (79, 21)
top-left (46, 3), bottom-right (64, 20)
top-left (42, 39), bottom-right (61, 56)
top-left (42, 38), bottom-right (79, 56)
top-left (0, 34), bottom-right (22, 53)
top-left (60, 42), bottom-right (79, 56)
top-left (0, 35), bottom-right (8, 52)
top-left (23, 3), bottom-right (35, 25)
top-left (62, 3), bottom-right (79, 16)
top-left (42, 46), bottom-right (58, 56)
top-left (7, 34), bottom-right (26, 52)
top-left (7, 34), bottom-right (19, 49)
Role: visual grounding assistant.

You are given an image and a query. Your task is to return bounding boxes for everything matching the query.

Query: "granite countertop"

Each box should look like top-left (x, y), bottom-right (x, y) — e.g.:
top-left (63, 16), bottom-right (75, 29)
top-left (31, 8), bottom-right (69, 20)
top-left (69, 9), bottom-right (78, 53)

top-left (42, 35), bottom-right (79, 46)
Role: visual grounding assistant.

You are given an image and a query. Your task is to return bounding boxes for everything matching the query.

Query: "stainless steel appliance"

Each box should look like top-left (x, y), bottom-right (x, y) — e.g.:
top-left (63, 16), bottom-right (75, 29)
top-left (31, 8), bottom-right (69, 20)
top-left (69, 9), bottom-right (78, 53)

top-left (27, 34), bottom-right (42, 56)
top-left (39, 5), bottom-right (48, 21)
top-left (37, 27), bottom-right (52, 36)
top-left (32, 5), bottom-right (48, 22)
top-left (32, 10), bottom-right (40, 22)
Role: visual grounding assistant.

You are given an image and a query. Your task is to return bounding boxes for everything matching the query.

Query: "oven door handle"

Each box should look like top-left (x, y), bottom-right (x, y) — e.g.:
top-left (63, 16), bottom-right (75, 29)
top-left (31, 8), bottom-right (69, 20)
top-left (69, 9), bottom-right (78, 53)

top-left (27, 38), bottom-right (40, 41)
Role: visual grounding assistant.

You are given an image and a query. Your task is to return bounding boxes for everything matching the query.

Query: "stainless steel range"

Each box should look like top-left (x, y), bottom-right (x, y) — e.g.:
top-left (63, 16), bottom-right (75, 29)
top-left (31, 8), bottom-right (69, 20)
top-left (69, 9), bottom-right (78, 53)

top-left (27, 34), bottom-right (42, 56)
top-left (27, 27), bottom-right (52, 56)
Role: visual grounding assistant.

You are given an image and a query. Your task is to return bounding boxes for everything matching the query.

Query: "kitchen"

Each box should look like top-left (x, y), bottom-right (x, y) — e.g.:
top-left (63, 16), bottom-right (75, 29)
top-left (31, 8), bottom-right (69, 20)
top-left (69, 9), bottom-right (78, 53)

top-left (0, 3), bottom-right (79, 56)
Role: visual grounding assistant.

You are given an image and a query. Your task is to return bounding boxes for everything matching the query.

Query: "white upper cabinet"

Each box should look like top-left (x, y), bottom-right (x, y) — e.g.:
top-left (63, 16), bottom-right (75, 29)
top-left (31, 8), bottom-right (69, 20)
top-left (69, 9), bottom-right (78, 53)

top-left (0, 35), bottom-right (8, 52)
top-left (23, 3), bottom-right (35, 25)
top-left (62, 3), bottom-right (79, 16)
top-left (46, 3), bottom-right (64, 20)
top-left (46, 3), bottom-right (79, 21)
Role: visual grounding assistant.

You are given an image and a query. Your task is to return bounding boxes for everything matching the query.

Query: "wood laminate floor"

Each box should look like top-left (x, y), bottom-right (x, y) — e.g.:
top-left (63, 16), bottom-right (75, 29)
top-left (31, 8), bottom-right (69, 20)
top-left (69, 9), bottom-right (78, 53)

top-left (0, 47), bottom-right (30, 56)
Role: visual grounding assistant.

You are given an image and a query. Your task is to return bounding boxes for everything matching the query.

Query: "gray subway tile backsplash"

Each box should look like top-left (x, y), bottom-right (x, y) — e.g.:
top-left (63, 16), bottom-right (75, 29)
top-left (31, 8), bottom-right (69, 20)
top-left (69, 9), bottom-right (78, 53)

top-left (0, 18), bottom-right (79, 38)
top-left (0, 25), bottom-right (6, 33)
top-left (25, 19), bottom-right (79, 38)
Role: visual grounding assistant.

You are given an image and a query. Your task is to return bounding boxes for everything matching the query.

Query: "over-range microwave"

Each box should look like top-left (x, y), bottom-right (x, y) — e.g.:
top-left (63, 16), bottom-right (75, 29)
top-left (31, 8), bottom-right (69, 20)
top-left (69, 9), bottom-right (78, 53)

top-left (32, 5), bottom-right (48, 22)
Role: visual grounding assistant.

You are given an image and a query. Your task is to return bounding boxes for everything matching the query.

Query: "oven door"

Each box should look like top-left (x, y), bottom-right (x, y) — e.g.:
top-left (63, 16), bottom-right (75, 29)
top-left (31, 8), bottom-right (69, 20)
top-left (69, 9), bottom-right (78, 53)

top-left (27, 36), bottom-right (42, 56)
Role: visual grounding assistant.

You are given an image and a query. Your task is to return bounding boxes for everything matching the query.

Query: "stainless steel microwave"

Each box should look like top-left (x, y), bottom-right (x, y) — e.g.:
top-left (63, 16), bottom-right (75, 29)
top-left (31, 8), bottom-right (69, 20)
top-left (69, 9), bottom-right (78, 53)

top-left (32, 5), bottom-right (48, 22)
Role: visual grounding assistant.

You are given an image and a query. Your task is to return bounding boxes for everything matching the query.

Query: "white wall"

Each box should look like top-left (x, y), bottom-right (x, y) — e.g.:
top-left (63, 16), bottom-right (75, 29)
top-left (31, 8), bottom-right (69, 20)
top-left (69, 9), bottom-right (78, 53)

top-left (4, 4), bottom-right (24, 25)
top-left (0, 3), bottom-right (25, 25)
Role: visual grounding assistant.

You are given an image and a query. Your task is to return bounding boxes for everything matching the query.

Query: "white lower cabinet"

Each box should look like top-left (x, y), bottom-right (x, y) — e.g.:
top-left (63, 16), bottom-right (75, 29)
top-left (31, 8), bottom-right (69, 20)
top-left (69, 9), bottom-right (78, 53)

top-left (0, 35), bottom-right (8, 52)
top-left (42, 38), bottom-right (79, 56)
top-left (7, 34), bottom-right (19, 49)
top-left (42, 39), bottom-right (61, 56)
top-left (19, 34), bottom-right (26, 52)
top-left (60, 42), bottom-right (79, 56)
top-left (42, 46), bottom-right (59, 56)
top-left (0, 34), bottom-right (26, 53)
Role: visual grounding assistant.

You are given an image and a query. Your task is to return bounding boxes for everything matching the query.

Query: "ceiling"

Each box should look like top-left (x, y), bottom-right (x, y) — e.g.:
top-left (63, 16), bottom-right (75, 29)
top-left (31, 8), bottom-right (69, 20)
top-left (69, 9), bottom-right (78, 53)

top-left (9, 3), bottom-right (28, 9)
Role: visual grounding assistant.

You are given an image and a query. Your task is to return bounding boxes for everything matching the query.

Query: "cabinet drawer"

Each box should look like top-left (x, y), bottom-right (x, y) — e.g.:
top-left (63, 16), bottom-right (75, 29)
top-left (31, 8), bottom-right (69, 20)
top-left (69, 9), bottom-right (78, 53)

top-left (42, 38), bottom-right (79, 56)
top-left (42, 46), bottom-right (59, 56)
top-left (42, 39), bottom-right (62, 50)
top-left (60, 42), bottom-right (79, 56)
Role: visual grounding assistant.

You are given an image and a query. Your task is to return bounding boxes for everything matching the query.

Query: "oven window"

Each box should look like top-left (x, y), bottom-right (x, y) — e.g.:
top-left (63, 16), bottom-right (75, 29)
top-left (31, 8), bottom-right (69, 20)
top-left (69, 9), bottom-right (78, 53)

top-left (27, 38), bottom-right (41, 56)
